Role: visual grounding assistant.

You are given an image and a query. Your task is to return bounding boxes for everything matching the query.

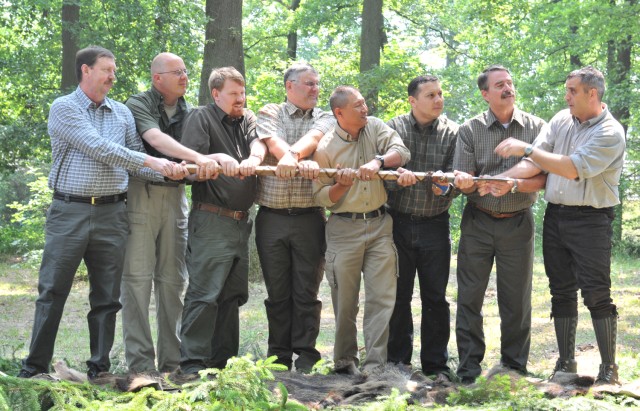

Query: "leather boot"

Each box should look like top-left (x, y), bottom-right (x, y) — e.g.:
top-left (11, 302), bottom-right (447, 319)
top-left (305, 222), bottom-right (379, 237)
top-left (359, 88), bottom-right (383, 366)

top-left (550, 316), bottom-right (577, 379)
top-left (592, 315), bottom-right (619, 385)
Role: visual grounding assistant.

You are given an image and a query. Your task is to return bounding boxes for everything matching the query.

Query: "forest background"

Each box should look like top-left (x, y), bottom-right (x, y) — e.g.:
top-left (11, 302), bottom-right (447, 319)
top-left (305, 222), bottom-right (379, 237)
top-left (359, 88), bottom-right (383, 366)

top-left (0, 1), bottom-right (639, 409)
top-left (1, 0), bottom-right (639, 262)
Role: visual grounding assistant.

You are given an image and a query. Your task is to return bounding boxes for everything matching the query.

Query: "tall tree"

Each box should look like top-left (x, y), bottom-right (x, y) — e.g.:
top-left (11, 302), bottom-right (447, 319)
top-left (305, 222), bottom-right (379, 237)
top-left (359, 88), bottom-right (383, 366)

top-left (284, 0), bottom-right (301, 60)
top-left (359, 0), bottom-right (384, 114)
top-left (199, 0), bottom-right (245, 105)
top-left (60, 0), bottom-right (80, 91)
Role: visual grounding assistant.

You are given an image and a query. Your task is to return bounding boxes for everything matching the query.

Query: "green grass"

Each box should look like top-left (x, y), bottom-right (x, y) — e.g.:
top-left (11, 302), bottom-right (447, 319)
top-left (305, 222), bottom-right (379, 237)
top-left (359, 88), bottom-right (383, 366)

top-left (1, 250), bottom-right (639, 409)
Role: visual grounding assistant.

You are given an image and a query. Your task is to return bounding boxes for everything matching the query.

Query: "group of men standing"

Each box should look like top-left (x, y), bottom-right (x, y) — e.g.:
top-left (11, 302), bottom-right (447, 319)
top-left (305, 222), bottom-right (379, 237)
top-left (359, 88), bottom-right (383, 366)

top-left (17, 45), bottom-right (625, 387)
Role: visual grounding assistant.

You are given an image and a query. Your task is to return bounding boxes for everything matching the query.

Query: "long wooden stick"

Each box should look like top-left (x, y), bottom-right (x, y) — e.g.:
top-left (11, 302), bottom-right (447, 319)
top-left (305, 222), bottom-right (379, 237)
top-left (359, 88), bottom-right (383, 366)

top-left (183, 164), bottom-right (512, 183)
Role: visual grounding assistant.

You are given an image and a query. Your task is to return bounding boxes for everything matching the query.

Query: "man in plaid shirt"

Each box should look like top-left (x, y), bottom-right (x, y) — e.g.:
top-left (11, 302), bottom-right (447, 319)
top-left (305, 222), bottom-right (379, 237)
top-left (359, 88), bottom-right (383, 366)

top-left (386, 75), bottom-right (472, 382)
top-left (254, 63), bottom-right (334, 372)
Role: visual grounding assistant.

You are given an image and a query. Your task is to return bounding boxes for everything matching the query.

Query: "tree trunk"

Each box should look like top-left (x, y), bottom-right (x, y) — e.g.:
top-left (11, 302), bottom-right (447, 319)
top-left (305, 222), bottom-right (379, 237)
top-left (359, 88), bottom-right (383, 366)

top-left (606, 0), bottom-right (633, 244)
top-left (359, 0), bottom-right (384, 115)
top-left (199, 0), bottom-right (245, 105)
top-left (286, 0), bottom-right (301, 60)
top-left (61, 0), bottom-right (79, 91)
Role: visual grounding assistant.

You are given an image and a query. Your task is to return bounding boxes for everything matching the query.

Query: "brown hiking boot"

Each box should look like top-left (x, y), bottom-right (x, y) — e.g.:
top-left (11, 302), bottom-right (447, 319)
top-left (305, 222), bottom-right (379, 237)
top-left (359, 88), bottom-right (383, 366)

top-left (550, 359), bottom-right (577, 380)
top-left (595, 363), bottom-right (620, 386)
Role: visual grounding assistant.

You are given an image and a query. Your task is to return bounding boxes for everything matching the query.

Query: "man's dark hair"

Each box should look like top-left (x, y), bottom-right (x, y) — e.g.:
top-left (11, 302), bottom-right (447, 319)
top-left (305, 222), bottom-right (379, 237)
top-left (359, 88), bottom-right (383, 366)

top-left (76, 46), bottom-right (115, 82)
top-left (477, 65), bottom-right (510, 91)
top-left (567, 66), bottom-right (606, 102)
top-left (329, 85), bottom-right (359, 113)
top-left (283, 62), bottom-right (318, 87)
top-left (408, 75), bottom-right (439, 97)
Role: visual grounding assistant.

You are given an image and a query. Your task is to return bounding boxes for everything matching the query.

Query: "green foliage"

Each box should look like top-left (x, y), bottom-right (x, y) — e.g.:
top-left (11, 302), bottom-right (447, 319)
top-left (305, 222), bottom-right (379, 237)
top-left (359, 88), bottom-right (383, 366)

top-left (0, 355), bottom-right (302, 411)
top-left (447, 374), bottom-right (548, 409)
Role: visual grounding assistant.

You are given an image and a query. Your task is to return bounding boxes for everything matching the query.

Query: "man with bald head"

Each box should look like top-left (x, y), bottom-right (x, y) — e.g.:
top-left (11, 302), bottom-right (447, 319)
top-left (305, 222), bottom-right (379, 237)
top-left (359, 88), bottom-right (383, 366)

top-left (121, 52), bottom-right (218, 375)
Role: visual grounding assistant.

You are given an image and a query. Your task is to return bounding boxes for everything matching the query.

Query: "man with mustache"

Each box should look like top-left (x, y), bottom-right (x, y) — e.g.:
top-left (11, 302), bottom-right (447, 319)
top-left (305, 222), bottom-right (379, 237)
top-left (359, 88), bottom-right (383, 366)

top-left (385, 75), bottom-right (472, 382)
top-left (313, 86), bottom-right (410, 375)
top-left (453, 65), bottom-right (547, 383)
top-left (18, 46), bottom-right (182, 380)
top-left (494, 66), bottom-right (625, 385)
top-left (121, 52), bottom-right (219, 376)
top-left (174, 67), bottom-right (267, 381)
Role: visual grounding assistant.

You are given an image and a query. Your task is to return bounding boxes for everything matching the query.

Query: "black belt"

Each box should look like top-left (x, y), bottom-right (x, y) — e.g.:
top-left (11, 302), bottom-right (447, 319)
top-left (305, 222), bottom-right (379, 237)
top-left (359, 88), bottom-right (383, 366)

top-left (548, 203), bottom-right (611, 211)
top-left (148, 180), bottom-right (183, 188)
top-left (260, 206), bottom-right (322, 216)
top-left (334, 207), bottom-right (385, 220)
top-left (387, 208), bottom-right (444, 222)
top-left (53, 191), bottom-right (127, 205)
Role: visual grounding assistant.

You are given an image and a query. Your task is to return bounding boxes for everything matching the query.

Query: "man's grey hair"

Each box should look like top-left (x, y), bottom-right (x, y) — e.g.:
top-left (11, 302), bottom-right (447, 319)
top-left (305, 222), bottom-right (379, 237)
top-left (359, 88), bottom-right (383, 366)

top-left (283, 63), bottom-right (318, 86)
top-left (329, 85), bottom-right (359, 113)
top-left (567, 66), bottom-right (606, 102)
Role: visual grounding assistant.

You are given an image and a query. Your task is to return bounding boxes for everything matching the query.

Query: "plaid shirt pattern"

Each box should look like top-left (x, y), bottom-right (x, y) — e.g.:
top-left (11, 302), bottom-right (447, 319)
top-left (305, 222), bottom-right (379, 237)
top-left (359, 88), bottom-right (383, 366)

top-left (256, 101), bottom-right (334, 208)
top-left (453, 108), bottom-right (546, 213)
top-left (47, 87), bottom-right (157, 196)
top-left (386, 114), bottom-right (459, 216)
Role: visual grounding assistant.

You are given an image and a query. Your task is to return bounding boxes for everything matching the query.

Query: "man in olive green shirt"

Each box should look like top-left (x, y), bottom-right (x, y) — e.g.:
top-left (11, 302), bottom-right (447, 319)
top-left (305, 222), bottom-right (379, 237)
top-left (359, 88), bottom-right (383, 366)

top-left (123, 53), bottom-right (217, 374)
top-left (313, 86), bottom-right (410, 374)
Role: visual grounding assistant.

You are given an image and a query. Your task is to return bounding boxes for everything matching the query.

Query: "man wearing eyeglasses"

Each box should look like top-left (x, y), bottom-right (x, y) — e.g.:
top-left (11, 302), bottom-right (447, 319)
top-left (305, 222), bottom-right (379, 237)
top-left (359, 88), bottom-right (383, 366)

top-left (121, 52), bottom-right (219, 376)
top-left (254, 63), bottom-right (334, 372)
top-left (17, 46), bottom-right (183, 381)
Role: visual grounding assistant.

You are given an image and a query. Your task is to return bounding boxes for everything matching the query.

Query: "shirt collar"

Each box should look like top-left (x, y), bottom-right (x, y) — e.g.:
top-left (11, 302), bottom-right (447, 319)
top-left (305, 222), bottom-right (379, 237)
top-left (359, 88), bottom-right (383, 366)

top-left (211, 102), bottom-right (244, 124)
top-left (409, 111), bottom-right (440, 131)
top-left (150, 86), bottom-right (189, 111)
top-left (486, 107), bottom-right (524, 128)
top-left (574, 103), bottom-right (609, 127)
top-left (284, 100), bottom-right (316, 118)
top-left (75, 86), bottom-right (112, 110)
top-left (334, 122), bottom-right (362, 142)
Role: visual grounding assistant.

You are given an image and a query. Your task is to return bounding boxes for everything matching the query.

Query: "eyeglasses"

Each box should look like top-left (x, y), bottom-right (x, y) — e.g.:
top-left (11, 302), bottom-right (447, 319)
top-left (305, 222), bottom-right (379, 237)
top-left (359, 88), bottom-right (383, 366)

top-left (291, 80), bottom-right (320, 88)
top-left (157, 69), bottom-right (188, 77)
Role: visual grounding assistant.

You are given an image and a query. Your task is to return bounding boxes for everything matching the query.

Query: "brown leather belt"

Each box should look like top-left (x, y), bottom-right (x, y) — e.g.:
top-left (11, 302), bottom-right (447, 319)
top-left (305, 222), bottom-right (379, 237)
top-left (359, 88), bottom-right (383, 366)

top-left (472, 203), bottom-right (525, 219)
top-left (194, 202), bottom-right (248, 221)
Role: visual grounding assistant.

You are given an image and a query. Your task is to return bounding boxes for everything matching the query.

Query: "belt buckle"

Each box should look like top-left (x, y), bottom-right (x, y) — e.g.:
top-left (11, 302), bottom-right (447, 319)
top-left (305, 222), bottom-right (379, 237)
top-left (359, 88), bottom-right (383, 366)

top-left (362, 212), bottom-right (367, 221)
top-left (91, 196), bottom-right (98, 205)
top-left (233, 211), bottom-right (243, 220)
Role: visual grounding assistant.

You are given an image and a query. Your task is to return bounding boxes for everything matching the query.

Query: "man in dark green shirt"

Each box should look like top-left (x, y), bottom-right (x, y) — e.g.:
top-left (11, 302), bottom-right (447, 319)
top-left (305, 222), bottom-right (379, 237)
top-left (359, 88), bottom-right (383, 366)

top-left (177, 67), bottom-right (267, 378)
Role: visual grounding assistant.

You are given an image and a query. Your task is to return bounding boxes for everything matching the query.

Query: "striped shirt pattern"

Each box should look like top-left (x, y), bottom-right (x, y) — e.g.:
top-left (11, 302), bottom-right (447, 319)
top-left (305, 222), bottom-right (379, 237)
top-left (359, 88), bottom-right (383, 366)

top-left (47, 87), bottom-right (155, 196)
top-left (453, 108), bottom-right (546, 213)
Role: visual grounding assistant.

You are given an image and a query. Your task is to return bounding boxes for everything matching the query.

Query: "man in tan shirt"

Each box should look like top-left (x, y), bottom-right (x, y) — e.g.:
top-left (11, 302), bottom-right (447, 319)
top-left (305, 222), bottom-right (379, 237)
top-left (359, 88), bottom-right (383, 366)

top-left (313, 86), bottom-right (410, 374)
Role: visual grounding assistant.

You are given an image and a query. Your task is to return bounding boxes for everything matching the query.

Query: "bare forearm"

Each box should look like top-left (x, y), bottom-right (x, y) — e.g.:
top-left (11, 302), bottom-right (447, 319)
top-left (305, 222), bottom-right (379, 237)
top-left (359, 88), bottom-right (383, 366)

top-left (528, 148), bottom-right (578, 179)
top-left (142, 129), bottom-right (202, 163)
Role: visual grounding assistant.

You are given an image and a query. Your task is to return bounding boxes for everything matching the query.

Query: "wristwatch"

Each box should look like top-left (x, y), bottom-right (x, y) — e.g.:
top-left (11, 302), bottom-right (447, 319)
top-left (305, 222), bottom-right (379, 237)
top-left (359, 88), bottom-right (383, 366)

top-left (510, 179), bottom-right (519, 194)
top-left (374, 154), bottom-right (385, 168)
top-left (523, 145), bottom-right (534, 157)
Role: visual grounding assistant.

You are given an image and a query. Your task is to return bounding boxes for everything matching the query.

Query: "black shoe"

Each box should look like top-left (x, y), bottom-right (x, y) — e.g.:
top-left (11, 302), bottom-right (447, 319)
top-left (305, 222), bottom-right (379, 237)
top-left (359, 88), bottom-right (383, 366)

top-left (87, 364), bottom-right (102, 381)
top-left (595, 363), bottom-right (620, 385)
top-left (17, 369), bottom-right (36, 378)
top-left (460, 376), bottom-right (477, 385)
top-left (335, 362), bottom-right (362, 376)
top-left (168, 369), bottom-right (200, 385)
top-left (550, 359), bottom-right (577, 379)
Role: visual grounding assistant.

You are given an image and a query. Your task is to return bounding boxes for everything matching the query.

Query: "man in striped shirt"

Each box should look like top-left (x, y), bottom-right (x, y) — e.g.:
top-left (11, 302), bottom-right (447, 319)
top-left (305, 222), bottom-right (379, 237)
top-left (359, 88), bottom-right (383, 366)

top-left (18, 46), bottom-right (183, 380)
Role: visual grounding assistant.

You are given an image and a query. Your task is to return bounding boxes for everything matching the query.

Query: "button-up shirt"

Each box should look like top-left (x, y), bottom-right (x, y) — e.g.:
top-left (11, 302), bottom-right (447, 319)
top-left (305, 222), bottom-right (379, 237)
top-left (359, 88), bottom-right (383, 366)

top-left (125, 86), bottom-right (190, 162)
top-left (313, 117), bottom-right (410, 212)
top-left (454, 108), bottom-right (546, 213)
top-left (181, 103), bottom-right (258, 211)
top-left (531, 106), bottom-right (625, 208)
top-left (256, 101), bottom-right (335, 208)
top-left (386, 113), bottom-right (459, 216)
top-left (47, 87), bottom-right (155, 196)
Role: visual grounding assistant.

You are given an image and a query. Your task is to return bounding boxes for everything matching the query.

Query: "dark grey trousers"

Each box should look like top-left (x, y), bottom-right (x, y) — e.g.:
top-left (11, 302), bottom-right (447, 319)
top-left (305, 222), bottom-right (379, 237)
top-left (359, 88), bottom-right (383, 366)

top-left (455, 204), bottom-right (534, 379)
top-left (23, 199), bottom-right (128, 374)
top-left (255, 207), bottom-right (325, 371)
